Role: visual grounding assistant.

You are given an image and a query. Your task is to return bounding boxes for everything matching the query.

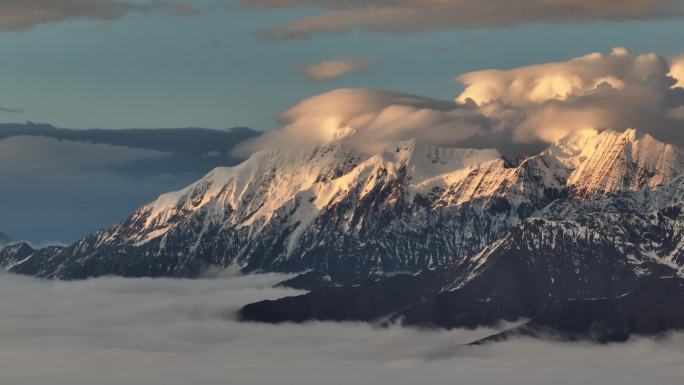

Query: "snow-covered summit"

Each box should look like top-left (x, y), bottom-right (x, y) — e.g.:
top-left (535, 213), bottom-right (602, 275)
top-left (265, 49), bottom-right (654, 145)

top-left (7, 127), bottom-right (684, 281)
top-left (131, 140), bottom-right (504, 245)
top-left (378, 139), bottom-right (502, 182)
top-left (547, 128), bottom-right (684, 198)
top-left (84, 128), bottom-right (684, 251)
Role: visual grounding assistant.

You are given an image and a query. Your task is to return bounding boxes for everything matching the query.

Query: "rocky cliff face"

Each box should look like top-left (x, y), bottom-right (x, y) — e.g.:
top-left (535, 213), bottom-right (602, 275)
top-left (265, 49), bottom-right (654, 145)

top-left (550, 128), bottom-right (684, 198)
top-left (241, 201), bottom-right (684, 340)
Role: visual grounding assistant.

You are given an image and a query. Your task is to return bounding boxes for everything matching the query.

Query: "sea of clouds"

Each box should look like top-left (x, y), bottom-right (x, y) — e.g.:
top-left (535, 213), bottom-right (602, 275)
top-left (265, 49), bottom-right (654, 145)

top-left (0, 272), bottom-right (683, 385)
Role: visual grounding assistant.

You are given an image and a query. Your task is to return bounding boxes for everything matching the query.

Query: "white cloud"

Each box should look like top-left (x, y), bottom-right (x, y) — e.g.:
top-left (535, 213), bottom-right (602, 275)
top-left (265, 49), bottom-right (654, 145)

top-left (457, 47), bottom-right (648, 106)
top-left (248, 0), bottom-right (684, 40)
top-left (456, 48), bottom-right (683, 143)
top-left (300, 58), bottom-right (370, 81)
top-left (236, 49), bottom-right (684, 157)
top-left (0, 272), bottom-right (683, 385)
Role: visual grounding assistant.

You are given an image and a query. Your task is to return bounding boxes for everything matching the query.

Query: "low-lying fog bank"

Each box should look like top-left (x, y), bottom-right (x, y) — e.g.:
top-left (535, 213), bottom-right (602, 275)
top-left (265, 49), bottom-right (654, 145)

top-left (0, 273), bottom-right (682, 385)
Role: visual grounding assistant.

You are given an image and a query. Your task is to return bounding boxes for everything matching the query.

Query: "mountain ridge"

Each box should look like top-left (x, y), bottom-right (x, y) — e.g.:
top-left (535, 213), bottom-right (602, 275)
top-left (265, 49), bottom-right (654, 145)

top-left (6, 127), bottom-right (684, 339)
top-left (240, 201), bottom-right (684, 340)
top-left (2, 128), bottom-right (683, 285)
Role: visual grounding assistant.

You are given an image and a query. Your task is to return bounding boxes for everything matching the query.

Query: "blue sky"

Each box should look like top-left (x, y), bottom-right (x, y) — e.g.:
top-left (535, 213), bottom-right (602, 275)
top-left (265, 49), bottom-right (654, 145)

top-left (0, 0), bottom-right (683, 132)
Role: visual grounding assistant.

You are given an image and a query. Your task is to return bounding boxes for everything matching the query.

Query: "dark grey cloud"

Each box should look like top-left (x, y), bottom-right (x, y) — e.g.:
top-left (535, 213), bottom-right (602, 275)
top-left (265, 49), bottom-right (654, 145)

top-left (0, 272), bottom-right (682, 385)
top-left (0, 0), bottom-right (200, 31)
top-left (245, 0), bottom-right (684, 40)
top-left (0, 106), bottom-right (24, 114)
top-left (0, 123), bottom-right (259, 175)
top-left (0, 124), bottom-right (260, 243)
top-left (0, 136), bottom-right (177, 244)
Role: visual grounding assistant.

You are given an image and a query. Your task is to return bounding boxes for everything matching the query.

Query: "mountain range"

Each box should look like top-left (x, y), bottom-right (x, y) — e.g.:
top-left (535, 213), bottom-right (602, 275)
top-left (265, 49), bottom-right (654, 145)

top-left (3, 127), bottom-right (684, 341)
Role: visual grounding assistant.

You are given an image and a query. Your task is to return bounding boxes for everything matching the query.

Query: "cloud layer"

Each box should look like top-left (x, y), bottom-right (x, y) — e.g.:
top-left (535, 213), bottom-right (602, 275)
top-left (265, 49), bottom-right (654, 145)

top-left (0, 0), bottom-right (198, 31)
top-left (0, 136), bottom-right (180, 243)
top-left (0, 272), bottom-right (683, 385)
top-left (236, 49), bottom-right (684, 157)
top-left (300, 58), bottom-right (370, 81)
top-left (0, 126), bottom-right (258, 243)
top-left (0, 106), bottom-right (24, 114)
top-left (248, 0), bottom-right (684, 40)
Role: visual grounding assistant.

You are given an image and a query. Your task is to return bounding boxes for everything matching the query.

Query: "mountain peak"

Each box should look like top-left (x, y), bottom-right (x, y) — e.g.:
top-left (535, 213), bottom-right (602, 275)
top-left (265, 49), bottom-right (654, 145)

top-left (547, 128), bottom-right (684, 198)
top-left (9, 126), bottom-right (684, 281)
top-left (379, 140), bottom-right (502, 183)
top-left (551, 128), bottom-right (642, 162)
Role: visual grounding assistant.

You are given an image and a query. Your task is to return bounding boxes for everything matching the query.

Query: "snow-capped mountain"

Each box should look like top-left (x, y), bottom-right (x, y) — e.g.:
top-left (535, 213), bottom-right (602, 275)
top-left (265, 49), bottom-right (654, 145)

top-left (2, 128), bottom-right (684, 284)
top-left (241, 201), bottom-right (684, 340)
top-left (548, 128), bottom-right (684, 198)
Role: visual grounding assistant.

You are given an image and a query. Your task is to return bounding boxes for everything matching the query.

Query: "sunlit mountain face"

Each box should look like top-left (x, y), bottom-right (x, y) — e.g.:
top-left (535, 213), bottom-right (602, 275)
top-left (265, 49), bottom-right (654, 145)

top-left (3, 1), bottom-right (684, 384)
top-left (4, 127), bottom-right (683, 281)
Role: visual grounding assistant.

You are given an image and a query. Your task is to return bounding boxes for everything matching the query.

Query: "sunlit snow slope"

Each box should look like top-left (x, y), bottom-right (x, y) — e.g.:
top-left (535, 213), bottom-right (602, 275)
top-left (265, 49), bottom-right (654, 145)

top-left (3, 128), bottom-right (684, 282)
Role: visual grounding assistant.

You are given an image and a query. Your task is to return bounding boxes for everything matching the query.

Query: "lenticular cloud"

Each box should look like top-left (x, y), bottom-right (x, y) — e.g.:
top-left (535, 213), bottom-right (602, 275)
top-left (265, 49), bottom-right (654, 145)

top-left (235, 48), bottom-right (684, 157)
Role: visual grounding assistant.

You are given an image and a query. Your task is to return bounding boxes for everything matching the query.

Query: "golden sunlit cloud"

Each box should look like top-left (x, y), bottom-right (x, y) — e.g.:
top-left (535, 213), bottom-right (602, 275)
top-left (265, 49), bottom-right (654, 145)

top-left (235, 49), bottom-right (684, 157)
top-left (299, 58), bottom-right (370, 81)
